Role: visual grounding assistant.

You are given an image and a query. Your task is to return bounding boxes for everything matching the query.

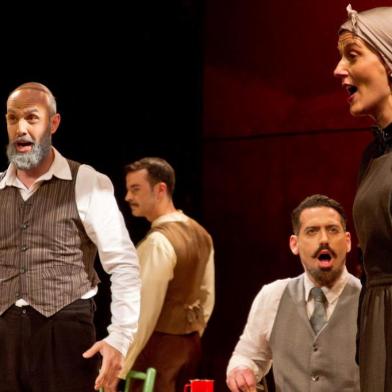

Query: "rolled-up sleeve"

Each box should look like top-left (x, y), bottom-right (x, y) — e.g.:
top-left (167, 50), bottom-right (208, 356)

top-left (227, 278), bottom-right (290, 381)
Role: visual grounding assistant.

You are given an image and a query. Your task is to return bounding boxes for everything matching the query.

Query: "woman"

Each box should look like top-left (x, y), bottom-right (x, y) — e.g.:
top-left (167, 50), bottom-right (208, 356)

top-left (334, 5), bottom-right (392, 391)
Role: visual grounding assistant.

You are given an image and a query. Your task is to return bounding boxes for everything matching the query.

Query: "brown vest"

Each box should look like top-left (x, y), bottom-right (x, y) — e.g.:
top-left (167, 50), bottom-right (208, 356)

top-left (0, 159), bottom-right (99, 317)
top-left (149, 217), bottom-right (212, 334)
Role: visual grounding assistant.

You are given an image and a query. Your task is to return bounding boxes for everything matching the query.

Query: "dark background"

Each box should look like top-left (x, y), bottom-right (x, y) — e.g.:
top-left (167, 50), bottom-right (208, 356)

top-left (0, 0), bottom-right (386, 390)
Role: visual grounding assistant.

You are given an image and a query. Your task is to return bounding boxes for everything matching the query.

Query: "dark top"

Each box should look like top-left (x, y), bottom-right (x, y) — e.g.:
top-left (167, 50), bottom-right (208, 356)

top-left (353, 123), bottom-right (392, 280)
top-left (352, 122), bottom-right (392, 392)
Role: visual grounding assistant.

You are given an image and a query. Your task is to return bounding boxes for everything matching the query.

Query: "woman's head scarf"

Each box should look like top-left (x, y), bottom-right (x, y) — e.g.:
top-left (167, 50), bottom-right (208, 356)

top-left (339, 4), bottom-right (392, 71)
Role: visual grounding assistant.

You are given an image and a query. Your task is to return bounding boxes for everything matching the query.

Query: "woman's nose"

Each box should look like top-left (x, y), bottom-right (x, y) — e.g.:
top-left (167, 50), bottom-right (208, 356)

top-left (333, 58), bottom-right (348, 78)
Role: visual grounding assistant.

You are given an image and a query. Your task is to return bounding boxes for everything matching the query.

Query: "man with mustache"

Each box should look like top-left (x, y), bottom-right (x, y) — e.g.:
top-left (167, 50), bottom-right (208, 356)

top-left (121, 157), bottom-right (215, 392)
top-left (226, 194), bottom-right (361, 392)
top-left (0, 82), bottom-right (141, 392)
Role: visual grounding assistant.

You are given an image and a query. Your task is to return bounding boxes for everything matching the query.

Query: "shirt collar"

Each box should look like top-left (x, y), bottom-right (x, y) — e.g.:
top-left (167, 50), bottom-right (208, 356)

top-left (304, 267), bottom-right (349, 305)
top-left (0, 147), bottom-right (72, 190)
top-left (151, 210), bottom-right (185, 227)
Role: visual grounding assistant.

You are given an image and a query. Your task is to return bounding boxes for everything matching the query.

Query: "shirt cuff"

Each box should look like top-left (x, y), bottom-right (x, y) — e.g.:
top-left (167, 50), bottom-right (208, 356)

top-left (103, 331), bottom-right (132, 357)
top-left (227, 354), bottom-right (262, 380)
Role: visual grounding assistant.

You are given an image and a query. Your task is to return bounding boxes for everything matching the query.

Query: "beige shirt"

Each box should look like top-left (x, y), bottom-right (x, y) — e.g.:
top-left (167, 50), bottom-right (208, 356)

top-left (122, 210), bottom-right (215, 376)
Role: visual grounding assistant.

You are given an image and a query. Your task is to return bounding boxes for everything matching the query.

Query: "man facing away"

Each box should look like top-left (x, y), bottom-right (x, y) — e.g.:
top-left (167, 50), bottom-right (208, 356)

top-left (121, 157), bottom-right (215, 392)
top-left (226, 194), bottom-right (360, 392)
top-left (0, 82), bottom-right (140, 392)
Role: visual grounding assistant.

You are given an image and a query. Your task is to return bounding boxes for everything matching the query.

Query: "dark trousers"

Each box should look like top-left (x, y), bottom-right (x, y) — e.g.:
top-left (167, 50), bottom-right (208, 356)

top-left (0, 299), bottom-right (100, 392)
top-left (132, 331), bottom-right (201, 392)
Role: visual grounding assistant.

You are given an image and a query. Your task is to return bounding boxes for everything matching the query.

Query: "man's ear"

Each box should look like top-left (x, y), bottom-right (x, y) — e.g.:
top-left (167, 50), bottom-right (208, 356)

top-left (50, 113), bottom-right (61, 135)
top-left (289, 235), bottom-right (299, 255)
top-left (345, 231), bottom-right (352, 253)
top-left (155, 182), bottom-right (167, 198)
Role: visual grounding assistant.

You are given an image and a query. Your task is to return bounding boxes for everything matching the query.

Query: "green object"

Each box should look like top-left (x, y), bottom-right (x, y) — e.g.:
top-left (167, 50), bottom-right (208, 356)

top-left (100, 367), bottom-right (156, 392)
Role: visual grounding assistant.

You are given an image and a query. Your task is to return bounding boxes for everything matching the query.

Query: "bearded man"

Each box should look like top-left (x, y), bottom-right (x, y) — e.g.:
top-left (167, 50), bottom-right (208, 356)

top-left (0, 82), bottom-right (141, 392)
top-left (226, 194), bottom-right (361, 392)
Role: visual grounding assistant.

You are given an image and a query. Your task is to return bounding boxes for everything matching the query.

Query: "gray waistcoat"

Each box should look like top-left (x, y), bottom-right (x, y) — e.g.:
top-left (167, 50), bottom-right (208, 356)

top-left (269, 275), bottom-right (360, 392)
top-left (0, 159), bottom-right (99, 317)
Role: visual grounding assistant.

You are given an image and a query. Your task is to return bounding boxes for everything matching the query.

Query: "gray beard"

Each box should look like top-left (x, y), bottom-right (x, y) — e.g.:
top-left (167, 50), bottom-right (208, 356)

top-left (6, 132), bottom-right (52, 170)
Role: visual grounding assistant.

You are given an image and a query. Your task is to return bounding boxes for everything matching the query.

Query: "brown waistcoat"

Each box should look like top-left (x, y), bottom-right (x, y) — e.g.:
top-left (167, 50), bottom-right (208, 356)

top-left (0, 159), bottom-right (99, 317)
top-left (149, 217), bottom-right (212, 334)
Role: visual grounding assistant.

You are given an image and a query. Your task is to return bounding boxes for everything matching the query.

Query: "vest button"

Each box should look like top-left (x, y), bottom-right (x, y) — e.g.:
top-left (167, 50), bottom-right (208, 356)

top-left (311, 375), bottom-right (319, 382)
top-left (20, 245), bottom-right (28, 252)
top-left (20, 267), bottom-right (26, 273)
top-left (20, 223), bottom-right (28, 230)
top-left (313, 344), bottom-right (318, 351)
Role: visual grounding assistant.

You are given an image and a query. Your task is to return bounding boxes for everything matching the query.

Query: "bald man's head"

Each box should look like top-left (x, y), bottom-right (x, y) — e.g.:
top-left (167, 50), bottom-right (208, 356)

top-left (8, 82), bottom-right (57, 116)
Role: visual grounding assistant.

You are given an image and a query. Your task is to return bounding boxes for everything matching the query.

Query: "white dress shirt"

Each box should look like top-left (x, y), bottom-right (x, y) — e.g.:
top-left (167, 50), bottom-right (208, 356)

top-left (226, 267), bottom-right (355, 381)
top-left (122, 210), bottom-right (215, 376)
top-left (0, 148), bottom-right (141, 356)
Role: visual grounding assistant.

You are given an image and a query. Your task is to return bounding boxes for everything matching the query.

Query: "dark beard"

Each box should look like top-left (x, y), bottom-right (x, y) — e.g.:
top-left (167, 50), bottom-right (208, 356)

top-left (307, 265), bottom-right (344, 288)
top-left (6, 131), bottom-right (52, 170)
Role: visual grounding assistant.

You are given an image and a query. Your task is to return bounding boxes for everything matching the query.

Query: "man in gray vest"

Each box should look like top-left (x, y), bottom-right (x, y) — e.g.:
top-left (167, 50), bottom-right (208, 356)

top-left (121, 157), bottom-right (215, 392)
top-left (0, 82), bottom-right (141, 392)
top-left (226, 194), bottom-right (360, 392)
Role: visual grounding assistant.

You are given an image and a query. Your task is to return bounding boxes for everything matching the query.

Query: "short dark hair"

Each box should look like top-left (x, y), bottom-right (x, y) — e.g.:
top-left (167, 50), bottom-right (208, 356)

top-left (124, 157), bottom-right (175, 197)
top-left (291, 194), bottom-right (347, 234)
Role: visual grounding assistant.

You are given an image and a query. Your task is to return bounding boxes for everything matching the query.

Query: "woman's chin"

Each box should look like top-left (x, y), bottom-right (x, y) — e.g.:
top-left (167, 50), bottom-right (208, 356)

top-left (349, 105), bottom-right (368, 118)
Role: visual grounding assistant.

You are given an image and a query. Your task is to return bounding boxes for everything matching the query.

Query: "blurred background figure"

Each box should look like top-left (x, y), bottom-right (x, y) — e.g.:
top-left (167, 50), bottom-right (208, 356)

top-left (121, 157), bottom-right (215, 392)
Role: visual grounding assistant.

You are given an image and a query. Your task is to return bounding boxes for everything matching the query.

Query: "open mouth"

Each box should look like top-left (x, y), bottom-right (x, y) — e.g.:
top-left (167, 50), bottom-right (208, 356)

top-left (345, 84), bottom-right (358, 97)
top-left (16, 141), bottom-right (33, 147)
top-left (317, 251), bottom-right (333, 269)
top-left (15, 141), bottom-right (34, 153)
top-left (318, 253), bottom-right (332, 261)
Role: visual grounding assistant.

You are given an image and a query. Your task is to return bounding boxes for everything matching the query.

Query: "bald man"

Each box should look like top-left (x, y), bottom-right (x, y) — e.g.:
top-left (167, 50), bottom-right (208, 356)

top-left (0, 82), bottom-right (140, 392)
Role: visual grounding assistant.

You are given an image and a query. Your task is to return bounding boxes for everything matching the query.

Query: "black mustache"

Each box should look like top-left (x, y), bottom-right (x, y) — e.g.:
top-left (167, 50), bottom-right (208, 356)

top-left (312, 244), bottom-right (337, 259)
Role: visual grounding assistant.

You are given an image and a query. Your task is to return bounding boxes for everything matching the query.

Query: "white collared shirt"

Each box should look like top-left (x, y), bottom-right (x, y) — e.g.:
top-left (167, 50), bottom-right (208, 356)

top-left (0, 148), bottom-right (141, 356)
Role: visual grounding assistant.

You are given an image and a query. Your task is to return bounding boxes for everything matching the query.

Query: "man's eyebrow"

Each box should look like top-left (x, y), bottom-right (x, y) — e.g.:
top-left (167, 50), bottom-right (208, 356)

top-left (23, 108), bottom-right (40, 114)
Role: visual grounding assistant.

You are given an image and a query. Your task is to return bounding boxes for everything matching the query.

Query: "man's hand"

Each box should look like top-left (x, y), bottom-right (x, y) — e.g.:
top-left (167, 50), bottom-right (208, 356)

top-left (83, 340), bottom-right (123, 391)
top-left (226, 367), bottom-right (257, 392)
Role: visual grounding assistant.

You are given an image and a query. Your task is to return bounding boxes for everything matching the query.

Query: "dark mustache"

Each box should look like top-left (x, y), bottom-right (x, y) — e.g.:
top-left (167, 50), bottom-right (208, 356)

top-left (312, 244), bottom-right (337, 259)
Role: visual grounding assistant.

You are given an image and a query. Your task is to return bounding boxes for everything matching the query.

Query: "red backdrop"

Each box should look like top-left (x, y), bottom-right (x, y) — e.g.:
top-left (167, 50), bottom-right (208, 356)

top-left (201, 0), bottom-right (386, 389)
